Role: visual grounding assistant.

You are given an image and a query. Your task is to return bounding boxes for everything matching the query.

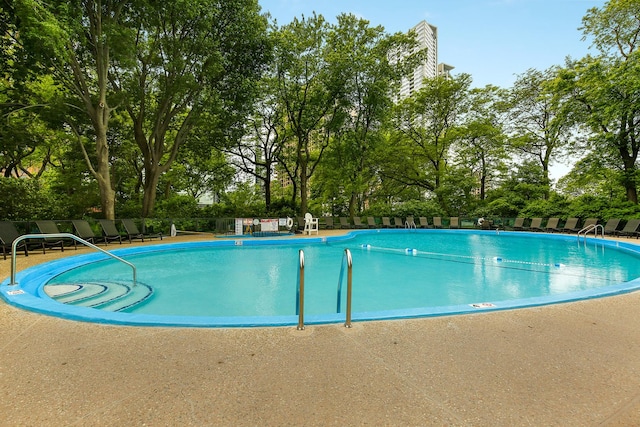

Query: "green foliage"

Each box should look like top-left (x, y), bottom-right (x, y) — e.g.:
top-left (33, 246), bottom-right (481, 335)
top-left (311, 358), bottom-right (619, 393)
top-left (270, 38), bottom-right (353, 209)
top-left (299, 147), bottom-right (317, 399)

top-left (3, 0), bottom-right (640, 225)
top-left (0, 177), bottom-right (66, 220)
top-left (486, 198), bottom-right (522, 218)
top-left (216, 182), bottom-right (266, 217)
top-left (387, 74), bottom-right (473, 200)
top-left (363, 199), bottom-right (445, 218)
top-left (518, 193), bottom-right (570, 218)
top-left (564, 194), bottom-right (640, 220)
top-left (153, 195), bottom-right (200, 219)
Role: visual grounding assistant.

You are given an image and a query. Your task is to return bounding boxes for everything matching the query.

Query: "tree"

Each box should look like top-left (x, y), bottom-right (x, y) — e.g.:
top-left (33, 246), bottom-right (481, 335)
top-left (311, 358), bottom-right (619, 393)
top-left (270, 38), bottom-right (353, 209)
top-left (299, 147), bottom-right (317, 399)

top-left (557, 156), bottom-right (623, 199)
top-left (455, 85), bottom-right (509, 201)
top-left (273, 14), bottom-right (347, 215)
top-left (115, 0), bottom-right (270, 217)
top-left (222, 60), bottom-right (286, 212)
top-left (11, 0), bottom-right (135, 219)
top-left (314, 14), bottom-right (424, 218)
top-left (558, 0), bottom-right (640, 203)
top-left (505, 67), bottom-right (577, 198)
top-left (386, 73), bottom-right (472, 209)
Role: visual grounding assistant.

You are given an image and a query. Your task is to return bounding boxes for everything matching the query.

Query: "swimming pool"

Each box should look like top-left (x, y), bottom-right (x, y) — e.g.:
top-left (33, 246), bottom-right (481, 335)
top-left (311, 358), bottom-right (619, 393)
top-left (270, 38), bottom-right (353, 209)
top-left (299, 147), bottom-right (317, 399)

top-left (3, 230), bottom-right (640, 327)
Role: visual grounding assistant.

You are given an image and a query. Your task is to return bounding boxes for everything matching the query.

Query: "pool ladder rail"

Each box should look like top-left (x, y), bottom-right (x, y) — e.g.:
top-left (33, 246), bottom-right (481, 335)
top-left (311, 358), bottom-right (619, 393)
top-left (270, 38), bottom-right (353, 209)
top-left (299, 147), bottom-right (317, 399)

top-left (9, 233), bottom-right (137, 287)
top-left (296, 248), bottom-right (353, 330)
top-left (337, 248), bottom-right (353, 328)
top-left (577, 224), bottom-right (604, 241)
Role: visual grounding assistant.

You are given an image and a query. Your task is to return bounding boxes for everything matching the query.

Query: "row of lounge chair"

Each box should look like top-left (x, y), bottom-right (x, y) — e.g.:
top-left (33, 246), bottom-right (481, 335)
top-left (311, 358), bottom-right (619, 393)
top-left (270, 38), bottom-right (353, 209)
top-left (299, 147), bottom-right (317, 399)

top-left (301, 216), bottom-right (478, 230)
top-left (0, 219), bottom-right (162, 260)
top-left (512, 217), bottom-right (640, 237)
top-left (304, 216), bottom-right (640, 237)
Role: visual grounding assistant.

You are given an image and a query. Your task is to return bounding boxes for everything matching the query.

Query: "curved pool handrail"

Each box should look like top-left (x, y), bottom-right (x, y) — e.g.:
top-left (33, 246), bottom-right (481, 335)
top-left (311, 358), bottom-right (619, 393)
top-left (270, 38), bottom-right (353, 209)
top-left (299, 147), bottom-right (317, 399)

top-left (578, 224), bottom-right (604, 241)
top-left (10, 233), bottom-right (137, 286)
top-left (342, 249), bottom-right (354, 328)
top-left (296, 249), bottom-right (305, 330)
top-left (336, 249), bottom-right (354, 323)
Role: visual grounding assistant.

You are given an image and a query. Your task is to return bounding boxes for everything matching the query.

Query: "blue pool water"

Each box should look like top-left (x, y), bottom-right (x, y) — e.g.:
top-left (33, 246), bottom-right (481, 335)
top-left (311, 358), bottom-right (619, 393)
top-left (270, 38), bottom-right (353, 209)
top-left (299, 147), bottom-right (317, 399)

top-left (3, 230), bottom-right (640, 327)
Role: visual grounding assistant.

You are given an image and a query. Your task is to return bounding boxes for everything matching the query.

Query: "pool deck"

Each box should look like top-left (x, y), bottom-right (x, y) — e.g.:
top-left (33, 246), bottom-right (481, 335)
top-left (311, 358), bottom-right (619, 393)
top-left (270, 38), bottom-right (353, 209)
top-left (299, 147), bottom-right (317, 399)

top-left (1, 230), bottom-right (640, 426)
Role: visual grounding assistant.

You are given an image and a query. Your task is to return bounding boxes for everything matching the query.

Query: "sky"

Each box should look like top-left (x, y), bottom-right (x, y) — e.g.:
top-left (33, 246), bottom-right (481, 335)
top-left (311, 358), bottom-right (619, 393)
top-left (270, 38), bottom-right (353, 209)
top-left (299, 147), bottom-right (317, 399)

top-left (258, 0), bottom-right (606, 89)
top-left (258, 0), bottom-right (607, 180)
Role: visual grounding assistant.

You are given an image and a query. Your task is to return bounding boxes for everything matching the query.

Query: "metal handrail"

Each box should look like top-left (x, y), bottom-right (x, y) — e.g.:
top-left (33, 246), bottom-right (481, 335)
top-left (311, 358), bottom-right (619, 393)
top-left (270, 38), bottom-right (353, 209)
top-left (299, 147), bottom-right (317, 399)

top-left (577, 224), bottom-right (604, 241)
top-left (336, 248), bottom-right (353, 328)
top-left (10, 233), bottom-right (136, 286)
top-left (296, 249), bottom-right (305, 330)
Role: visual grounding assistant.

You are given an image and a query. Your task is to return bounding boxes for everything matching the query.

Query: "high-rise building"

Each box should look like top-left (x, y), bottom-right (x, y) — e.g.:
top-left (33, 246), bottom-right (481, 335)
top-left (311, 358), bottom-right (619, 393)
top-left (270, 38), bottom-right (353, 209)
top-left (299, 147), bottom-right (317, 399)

top-left (396, 20), bottom-right (454, 100)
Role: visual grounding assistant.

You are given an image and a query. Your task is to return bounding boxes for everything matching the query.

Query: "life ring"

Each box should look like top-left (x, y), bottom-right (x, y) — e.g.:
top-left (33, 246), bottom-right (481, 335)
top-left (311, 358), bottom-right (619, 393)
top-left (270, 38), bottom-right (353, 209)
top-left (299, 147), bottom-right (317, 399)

top-left (477, 217), bottom-right (485, 227)
top-left (286, 217), bottom-right (294, 229)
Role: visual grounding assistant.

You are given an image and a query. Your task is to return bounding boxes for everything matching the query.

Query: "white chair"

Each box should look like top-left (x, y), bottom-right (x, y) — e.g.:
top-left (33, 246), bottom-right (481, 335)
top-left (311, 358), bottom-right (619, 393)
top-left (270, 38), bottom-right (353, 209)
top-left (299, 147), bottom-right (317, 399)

top-left (303, 213), bottom-right (319, 235)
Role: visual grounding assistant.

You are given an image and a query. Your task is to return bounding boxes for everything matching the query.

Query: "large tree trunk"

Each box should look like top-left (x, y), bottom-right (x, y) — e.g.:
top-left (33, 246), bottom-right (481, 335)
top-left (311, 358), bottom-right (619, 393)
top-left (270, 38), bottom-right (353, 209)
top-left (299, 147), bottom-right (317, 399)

top-left (348, 192), bottom-right (357, 219)
top-left (299, 159), bottom-right (308, 215)
top-left (264, 171), bottom-right (272, 211)
top-left (622, 160), bottom-right (638, 204)
top-left (141, 165), bottom-right (161, 218)
top-left (83, 102), bottom-right (115, 219)
top-left (618, 130), bottom-right (639, 204)
top-left (95, 144), bottom-right (116, 219)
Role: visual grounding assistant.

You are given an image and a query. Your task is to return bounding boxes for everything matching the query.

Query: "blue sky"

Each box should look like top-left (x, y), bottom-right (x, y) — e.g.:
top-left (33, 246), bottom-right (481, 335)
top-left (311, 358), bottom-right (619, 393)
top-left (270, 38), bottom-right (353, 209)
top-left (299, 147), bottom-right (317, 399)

top-left (258, 0), bottom-right (606, 89)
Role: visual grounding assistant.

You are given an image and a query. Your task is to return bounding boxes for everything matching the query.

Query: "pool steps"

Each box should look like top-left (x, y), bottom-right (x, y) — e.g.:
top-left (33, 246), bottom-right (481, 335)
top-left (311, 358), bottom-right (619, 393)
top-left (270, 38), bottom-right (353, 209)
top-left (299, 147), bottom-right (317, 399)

top-left (44, 282), bottom-right (153, 312)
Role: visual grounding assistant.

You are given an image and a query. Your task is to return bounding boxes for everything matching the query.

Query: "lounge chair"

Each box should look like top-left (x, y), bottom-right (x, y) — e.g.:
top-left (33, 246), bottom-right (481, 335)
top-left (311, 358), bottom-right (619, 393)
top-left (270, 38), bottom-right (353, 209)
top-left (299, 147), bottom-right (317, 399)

top-left (393, 217), bottom-right (403, 228)
top-left (72, 219), bottom-right (104, 244)
top-left (382, 217), bottom-right (392, 228)
top-left (512, 217), bottom-right (525, 231)
top-left (433, 217), bottom-right (443, 229)
top-left (367, 217), bottom-right (377, 228)
top-left (560, 218), bottom-right (580, 233)
top-left (404, 216), bottom-right (416, 228)
top-left (526, 218), bottom-right (543, 232)
top-left (303, 213), bottom-right (319, 235)
top-left (582, 218), bottom-right (599, 229)
top-left (121, 219), bottom-right (162, 243)
top-left (449, 217), bottom-right (459, 229)
top-left (616, 219), bottom-right (640, 238)
top-left (352, 217), bottom-right (366, 229)
top-left (0, 221), bottom-right (41, 260)
top-left (34, 220), bottom-right (70, 251)
top-left (544, 218), bottom-right (560, 233)
top-left (418, 217), bottom-right (430, 228)
top-left (339, 217), bottom-right (350, 229)
top-left (603, 218), bottom-right (621, 235)
top-left (323, 217), bottom-right (334, 229)
top-left (97, 219), bottom-right (123, 244)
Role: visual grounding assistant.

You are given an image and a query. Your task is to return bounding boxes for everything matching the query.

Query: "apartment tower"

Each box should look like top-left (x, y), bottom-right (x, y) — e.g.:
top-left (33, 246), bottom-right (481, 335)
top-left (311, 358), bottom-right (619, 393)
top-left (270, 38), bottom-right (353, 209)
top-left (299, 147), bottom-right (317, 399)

top-left (397, 20), bottom-right (454, 100)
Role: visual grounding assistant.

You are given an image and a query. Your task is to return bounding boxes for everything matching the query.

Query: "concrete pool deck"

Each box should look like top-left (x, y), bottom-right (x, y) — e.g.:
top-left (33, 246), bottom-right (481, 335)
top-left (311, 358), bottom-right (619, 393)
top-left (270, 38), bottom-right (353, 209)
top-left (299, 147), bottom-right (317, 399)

top-left (1, 231), bottom-right (639, 426)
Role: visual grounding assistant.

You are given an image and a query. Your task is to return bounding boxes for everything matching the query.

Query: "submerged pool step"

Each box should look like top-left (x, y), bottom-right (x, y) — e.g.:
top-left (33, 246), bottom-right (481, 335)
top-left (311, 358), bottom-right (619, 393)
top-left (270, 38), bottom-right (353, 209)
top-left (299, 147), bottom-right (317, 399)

top-left (93, 283), bottom-right (153, 312)
top-left (45, 283), bottom-right (108, 304)
top-left (44, 281), bottom-right (153, 312)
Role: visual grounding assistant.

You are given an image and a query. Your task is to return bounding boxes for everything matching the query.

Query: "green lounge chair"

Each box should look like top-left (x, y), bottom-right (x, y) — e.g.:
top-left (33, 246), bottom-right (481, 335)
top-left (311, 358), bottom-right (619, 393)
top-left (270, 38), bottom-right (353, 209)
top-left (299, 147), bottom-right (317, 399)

top-left (97, 219), bottom-right (123, 244)
top-left (616, 219), bottom-right (640, 238)
top-left (544, 218), bottom-right (560, 233)
top-left (0, 221), bottom-right (41, 260)
top-left (72, 219), bottom-right (104, 245)
top-left (603, 218), bottom-right (621, 235)
top-left (561, 218), bottom-right (580, 233)
top-left (121, 219), bottom-right (162, 243)
top-left (34, 220), bottom-right (74, 251)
